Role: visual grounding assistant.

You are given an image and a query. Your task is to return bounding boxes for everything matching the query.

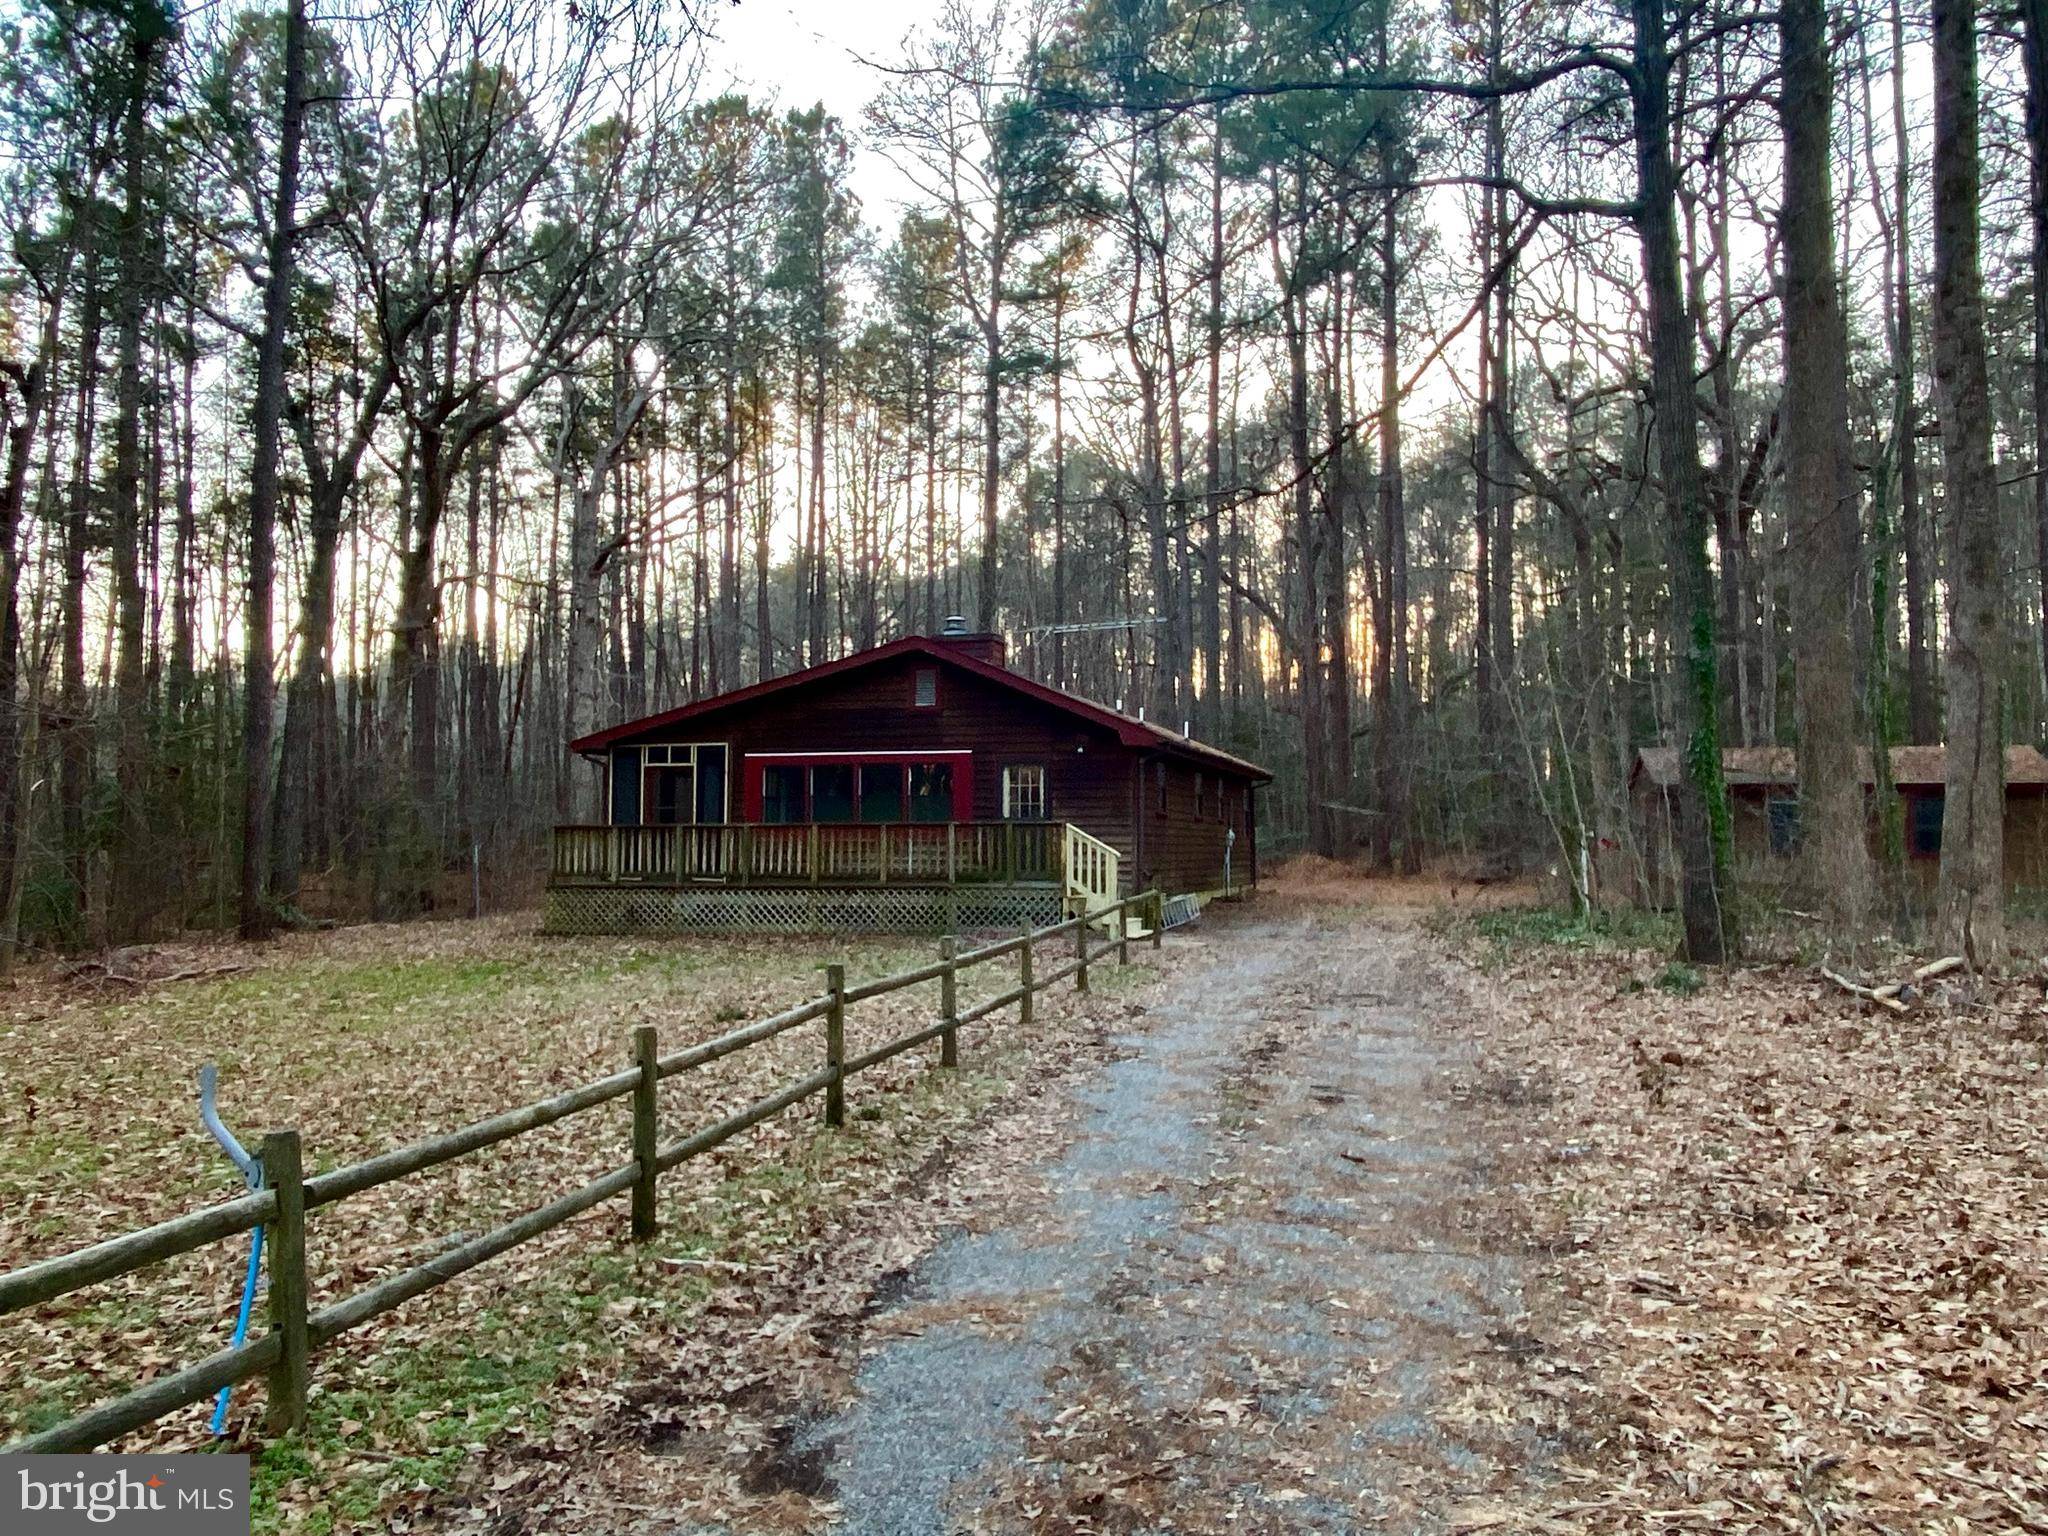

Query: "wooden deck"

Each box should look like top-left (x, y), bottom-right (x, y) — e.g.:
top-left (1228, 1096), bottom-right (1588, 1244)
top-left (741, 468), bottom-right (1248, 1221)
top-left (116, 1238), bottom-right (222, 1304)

top-left (549, 821), bottom-right (1065, 889)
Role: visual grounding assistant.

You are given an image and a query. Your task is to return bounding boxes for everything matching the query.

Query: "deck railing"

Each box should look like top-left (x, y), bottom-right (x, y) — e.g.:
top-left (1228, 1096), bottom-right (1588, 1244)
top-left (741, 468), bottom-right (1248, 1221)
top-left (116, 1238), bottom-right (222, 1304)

top-left (549, 821), bottom-right (1064, 887)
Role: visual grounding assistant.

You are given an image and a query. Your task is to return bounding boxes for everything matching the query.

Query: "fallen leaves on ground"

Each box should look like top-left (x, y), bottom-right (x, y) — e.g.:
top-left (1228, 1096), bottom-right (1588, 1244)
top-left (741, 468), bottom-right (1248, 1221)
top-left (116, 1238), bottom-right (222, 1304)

top-left (1459, 923), bottom-right (2048, 1533)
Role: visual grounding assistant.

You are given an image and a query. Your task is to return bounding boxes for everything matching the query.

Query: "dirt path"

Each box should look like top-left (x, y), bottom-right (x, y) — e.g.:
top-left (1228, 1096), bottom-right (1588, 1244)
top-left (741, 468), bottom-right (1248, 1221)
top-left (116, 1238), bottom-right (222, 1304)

top-left (434, 904), bottom-right (1543, 1536)
top-left (757, 905), bottom-right (1536, 1534)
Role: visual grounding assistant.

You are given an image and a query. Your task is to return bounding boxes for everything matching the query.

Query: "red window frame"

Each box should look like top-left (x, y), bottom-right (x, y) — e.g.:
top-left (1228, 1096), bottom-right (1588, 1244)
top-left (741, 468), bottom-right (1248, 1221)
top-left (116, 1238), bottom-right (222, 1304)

top-left (741, 751), bottom-right (972, 823)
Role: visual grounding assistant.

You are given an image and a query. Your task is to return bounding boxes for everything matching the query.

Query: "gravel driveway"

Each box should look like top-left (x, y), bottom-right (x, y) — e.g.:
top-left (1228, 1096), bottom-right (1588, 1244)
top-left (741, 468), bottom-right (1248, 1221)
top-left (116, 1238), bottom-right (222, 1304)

top-left (778, 905), bottom-right (1538, 1533)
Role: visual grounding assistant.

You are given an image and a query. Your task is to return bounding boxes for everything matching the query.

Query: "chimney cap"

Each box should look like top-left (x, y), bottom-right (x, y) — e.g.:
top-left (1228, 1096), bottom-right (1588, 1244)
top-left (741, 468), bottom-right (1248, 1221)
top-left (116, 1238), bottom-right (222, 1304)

top-left (940, 615), bottom-right (969, 636)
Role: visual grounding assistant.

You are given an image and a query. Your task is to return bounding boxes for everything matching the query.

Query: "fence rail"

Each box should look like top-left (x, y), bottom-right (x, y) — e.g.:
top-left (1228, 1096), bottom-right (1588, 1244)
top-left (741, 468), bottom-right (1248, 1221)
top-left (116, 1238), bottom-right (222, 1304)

top-left (0, 890), bottom-right (1166, 1456)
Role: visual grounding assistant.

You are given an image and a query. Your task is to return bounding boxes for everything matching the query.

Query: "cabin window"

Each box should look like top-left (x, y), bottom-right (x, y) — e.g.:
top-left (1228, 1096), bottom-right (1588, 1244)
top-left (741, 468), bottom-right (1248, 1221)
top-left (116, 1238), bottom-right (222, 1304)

top-left (617, 743), bottom-right (728, 825)
top-left (860, 764), bottom-right (905, 823)
top-left (811, 764), bottom-right (857, 823)
top-left (1910, 792), bottom-right (1944, 858)
top-left (695, 745), bottom-right (727, 825)
top-left (1195, 773), bottom-right (1208, 819)
top-left (762, 764), bottom-right (806, 824)
top-left (1155, 761), bottom-right (1168, 814)
top-left (909, 762), bottom-right (954, 822)
top-left (648, 764), bottom-right (693, 826)
top-left (913, 668), bottom-right (939, 708)
top-left (610, 747), bottom-right (642, 825)
top-left (1767, 795), bottom-right (1800, 856)
top-left (1002, 764), bottom-right (1048, 820)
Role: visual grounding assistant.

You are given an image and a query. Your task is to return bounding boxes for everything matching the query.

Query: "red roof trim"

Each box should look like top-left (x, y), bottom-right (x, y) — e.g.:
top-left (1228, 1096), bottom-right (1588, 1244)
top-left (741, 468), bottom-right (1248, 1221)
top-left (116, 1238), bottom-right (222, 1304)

top-left (570, 636), bottom-right (1272, 782)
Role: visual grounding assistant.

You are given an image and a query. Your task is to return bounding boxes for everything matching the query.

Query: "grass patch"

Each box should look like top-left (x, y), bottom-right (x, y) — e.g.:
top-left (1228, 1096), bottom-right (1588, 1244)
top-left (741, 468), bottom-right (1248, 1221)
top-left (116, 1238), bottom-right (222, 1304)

top-left (1653, 961), bottom-right (1704, 996)
top-left (2, 913), bottom-right (1141, 1531)
top-left (1460, 904), bottom-right (1679, 957)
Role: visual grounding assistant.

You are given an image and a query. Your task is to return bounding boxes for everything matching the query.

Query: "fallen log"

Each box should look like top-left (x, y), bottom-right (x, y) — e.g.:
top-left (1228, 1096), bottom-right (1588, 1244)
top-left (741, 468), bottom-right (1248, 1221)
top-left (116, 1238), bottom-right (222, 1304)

top-left (1820, 966), bottom-right (1910, 1014)
top-left (1872, 955), bottom-right (1964, 1000)
top-left (1821, 955), bottom-right (1964, 1012)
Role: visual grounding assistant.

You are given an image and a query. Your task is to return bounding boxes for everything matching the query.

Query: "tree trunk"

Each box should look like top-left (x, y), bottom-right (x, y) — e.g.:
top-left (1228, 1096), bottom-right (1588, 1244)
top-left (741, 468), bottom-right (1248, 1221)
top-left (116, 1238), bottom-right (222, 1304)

top-left (1780, 0), bottom-right (1874, 933)
top-left (388, 444), bottom-right (446, 825)
top-left (110, 19), bottom-right (162, 942)
top-left (272, 487), bottom-right (340, 904)
top-left (1473, 288), bottom-right (1495, 735)
top-left (1631, 0), bottom-right (1736, 962)
top-left (0, 243), bottom-right (69, 971)
top-left (1377, 184), bottom-right (1414, 874)
top-left (1929, 0), bottom-right (2005, 963)
top-left (1052, 265), bottom-right (1069, 688)
top-left (1893, 0), bottom-right (1936, 744)
top-left (1127, 182), bottom-right (1175, 723)
top-left (60, 262), bottom-right (101, 946)
top-left (168, 310), bottom-right (197, 723)
top-left (1321, 282), bottom-right (1353, 836)
top-left (239, 0), bottom-right (305, 937)
top-left (976, 237), bottom-right (1006, 633)
top-left (1203, 119), bottom-right (1226, 736)
top-left (563, 376), bottom-right (652, 821)
top-left (2024, 0), bottom-right (2048, 735)
top-left (1274, 173), bottom-right (1330, 856)
top-left (754, 388), bottom-right (773, 681)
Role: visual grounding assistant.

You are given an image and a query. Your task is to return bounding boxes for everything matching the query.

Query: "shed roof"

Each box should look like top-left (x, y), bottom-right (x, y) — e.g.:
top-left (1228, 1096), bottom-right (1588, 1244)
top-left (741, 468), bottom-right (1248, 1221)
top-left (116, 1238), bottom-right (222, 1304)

top-left (570, 634), bottom-right (1273, 783)
top-left (1631, 744), bottom-right (2048, 790)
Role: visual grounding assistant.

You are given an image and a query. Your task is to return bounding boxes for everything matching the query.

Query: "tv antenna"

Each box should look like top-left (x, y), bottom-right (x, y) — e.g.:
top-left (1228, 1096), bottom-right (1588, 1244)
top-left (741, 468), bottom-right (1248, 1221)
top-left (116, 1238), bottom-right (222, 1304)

top-left (1021, 616), bottom-right (1168, 637)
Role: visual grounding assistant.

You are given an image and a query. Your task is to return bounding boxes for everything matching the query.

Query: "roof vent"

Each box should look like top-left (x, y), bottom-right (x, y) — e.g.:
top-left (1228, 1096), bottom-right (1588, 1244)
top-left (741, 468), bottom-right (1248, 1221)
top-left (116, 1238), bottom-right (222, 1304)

top-left (940, 615), bottom-right (969, 636)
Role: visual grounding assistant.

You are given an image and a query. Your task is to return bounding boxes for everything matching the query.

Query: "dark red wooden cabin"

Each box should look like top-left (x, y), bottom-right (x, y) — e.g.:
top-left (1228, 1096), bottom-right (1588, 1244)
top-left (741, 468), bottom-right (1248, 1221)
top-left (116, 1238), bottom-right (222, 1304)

top-left (544, 625), bottom-right (1270, 934)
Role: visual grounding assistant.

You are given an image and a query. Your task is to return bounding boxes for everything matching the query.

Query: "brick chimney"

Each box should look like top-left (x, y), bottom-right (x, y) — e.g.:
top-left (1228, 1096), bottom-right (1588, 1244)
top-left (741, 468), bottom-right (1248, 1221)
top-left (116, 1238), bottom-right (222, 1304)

top-left (936, 614), bottom-right (1007, 669)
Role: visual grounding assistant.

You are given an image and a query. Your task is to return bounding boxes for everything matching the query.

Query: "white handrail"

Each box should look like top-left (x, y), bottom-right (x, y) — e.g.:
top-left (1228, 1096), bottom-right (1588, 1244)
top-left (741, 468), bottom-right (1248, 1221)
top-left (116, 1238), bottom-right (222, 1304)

top-left (1062, 823), bottom-right (1121, 922)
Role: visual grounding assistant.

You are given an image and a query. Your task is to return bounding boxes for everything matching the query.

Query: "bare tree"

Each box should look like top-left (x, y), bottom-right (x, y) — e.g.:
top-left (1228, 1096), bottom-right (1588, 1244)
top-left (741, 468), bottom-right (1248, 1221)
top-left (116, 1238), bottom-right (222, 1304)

top-left (1778, 0), bottom-right (1871, 932)
top-left (1929, 0), bottom-right (2004, 963)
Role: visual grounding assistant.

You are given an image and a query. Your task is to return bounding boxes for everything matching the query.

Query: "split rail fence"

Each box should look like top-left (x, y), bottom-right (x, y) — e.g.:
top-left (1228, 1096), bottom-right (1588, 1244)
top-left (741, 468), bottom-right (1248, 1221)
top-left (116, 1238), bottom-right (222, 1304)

top-left (0, 890), bottom-right (1165, 1456)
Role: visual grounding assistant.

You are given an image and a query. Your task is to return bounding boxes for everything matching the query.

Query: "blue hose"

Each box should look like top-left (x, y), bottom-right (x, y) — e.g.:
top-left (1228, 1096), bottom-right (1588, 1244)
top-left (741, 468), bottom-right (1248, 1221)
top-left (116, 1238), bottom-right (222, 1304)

top-left (211, 1218), bottom-right (264, 1436)
top-left (198, 1065), bottom-right (266, 1440)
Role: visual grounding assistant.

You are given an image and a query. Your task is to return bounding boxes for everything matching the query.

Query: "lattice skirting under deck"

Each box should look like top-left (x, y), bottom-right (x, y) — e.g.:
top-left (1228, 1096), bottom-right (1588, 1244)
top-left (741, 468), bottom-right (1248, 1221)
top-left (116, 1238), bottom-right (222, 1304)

top-left (543, 884), bottom-right (1064, 936)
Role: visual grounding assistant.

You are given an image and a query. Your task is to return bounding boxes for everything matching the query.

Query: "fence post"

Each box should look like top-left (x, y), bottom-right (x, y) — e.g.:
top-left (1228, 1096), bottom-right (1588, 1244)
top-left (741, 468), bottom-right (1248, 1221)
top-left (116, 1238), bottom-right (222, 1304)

top-left (632, 1025), bottom-right (659, 1241)
top-left (824, 963), bottom-right (846, 1128)
top-left (1117, 900), bottom-right (1129, 965)
top-left (939, 937), bottom-right (959, 1068)
top-left (262, 1129), bottom-right (310, 1436)
top-left (1075, 915), bottom-right (1090, 995)
top-left (1019, 924), bottom-right (1035, 1024)
top-left (1151, 891), bottom-right (1164, 949)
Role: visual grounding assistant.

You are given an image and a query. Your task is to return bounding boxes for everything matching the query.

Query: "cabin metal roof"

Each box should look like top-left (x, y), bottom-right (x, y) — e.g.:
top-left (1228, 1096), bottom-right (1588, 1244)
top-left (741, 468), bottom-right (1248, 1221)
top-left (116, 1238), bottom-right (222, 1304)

top-left (570, 635), bottom-right (1274, 783)
top-left (1631, 744), bottom-right (2048, 789)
